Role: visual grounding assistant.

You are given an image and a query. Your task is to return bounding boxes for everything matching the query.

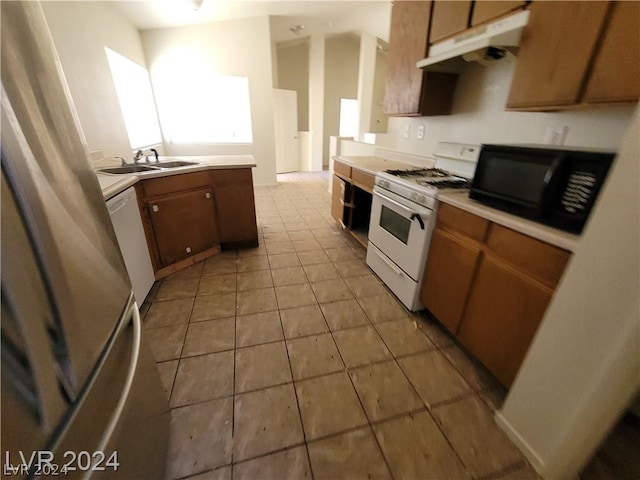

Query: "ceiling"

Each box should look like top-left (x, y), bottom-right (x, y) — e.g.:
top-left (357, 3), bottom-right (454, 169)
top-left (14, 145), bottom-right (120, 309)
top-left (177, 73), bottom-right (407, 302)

top-left (115, 1), bottom-right (392, 43)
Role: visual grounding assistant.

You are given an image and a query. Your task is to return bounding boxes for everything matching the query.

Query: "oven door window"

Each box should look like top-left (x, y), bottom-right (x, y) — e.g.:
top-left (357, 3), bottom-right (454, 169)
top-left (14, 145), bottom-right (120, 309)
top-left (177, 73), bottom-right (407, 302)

top-left (380, 205), bottom-right (411, 244)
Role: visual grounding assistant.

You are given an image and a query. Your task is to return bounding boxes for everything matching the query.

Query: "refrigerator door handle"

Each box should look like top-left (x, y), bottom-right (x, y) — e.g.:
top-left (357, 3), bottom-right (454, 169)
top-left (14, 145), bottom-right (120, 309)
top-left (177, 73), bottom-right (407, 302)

top-left (91, 302), bottom-right (141, 461)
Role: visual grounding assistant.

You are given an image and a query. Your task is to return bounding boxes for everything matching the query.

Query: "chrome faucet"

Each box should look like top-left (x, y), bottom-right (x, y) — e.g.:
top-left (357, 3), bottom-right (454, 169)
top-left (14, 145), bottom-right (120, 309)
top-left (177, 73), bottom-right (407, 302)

top-left (145, 148), bottom-right (160, 163)
top-left (134, 150), bottom-right (144, 163)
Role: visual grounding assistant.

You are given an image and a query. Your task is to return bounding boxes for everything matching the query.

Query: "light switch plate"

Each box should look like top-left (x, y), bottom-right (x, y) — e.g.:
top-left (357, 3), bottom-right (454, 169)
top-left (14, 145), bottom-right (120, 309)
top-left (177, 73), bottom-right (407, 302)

top-left (544, 125), bottom-right (568, 145)
top-left (417, 124), bottom-right (425, 140)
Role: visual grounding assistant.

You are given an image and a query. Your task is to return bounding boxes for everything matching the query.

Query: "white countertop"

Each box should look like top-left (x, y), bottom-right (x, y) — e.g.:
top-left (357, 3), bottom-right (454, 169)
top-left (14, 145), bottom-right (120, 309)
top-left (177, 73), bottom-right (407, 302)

top-left (438, 191), bottom-right (580, 252)
top-left (95, 155), bottom-right (256, 200)
top-left (333, 155), bottom-right (430, 176)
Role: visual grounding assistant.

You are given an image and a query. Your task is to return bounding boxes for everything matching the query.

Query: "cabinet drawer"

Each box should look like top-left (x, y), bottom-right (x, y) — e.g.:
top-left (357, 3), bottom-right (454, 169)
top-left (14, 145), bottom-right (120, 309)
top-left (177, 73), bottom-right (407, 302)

top-left (486, 224), bottom-right (571, 289)
top-left (436, 203), bottom-right (489, 242)
top-left (334, 161), bottom-right (351, 179)
top-left (210, 168), bottom-right (252, 187)
top-left (141, 171), bottom-right (211, 198)
top-left (351, 169), bottom-right (375, 192)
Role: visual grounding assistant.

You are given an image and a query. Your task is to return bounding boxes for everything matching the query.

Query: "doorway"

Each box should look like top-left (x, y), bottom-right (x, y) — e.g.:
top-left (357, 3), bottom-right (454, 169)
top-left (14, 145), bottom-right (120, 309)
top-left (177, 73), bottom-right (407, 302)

top-left (274, 88), bottom-right (299, 173)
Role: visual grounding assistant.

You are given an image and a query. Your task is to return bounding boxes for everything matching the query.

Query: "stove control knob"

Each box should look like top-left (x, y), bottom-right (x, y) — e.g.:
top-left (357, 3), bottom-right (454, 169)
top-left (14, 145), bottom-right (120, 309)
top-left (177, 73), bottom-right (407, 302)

top-left (379, 180), bottom-right (389, 188)
top-left (411, 192), bottom-right (418, 201)
top-left (417, 194), bottom-right (426, 203)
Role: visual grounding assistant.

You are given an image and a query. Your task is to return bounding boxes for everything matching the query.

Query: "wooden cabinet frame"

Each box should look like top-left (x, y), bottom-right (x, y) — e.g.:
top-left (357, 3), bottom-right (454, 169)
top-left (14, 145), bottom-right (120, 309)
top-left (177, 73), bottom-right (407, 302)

top-left (420, 203), bottom-right (571, 387)
top-left (331, 160), bottom-right (374, 248)
top-left (136, 168), bottom-right (258, 279)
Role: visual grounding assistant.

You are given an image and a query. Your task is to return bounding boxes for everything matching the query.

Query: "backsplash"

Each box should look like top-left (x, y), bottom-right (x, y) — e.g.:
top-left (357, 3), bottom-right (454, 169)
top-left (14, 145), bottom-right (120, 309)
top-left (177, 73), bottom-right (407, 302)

top-left (376, 58), bottom-right (636, 156)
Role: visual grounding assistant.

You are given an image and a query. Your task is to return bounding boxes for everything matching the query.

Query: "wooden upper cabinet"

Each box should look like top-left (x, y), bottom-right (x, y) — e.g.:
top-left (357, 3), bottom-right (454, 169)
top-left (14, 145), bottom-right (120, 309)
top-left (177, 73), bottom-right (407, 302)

top-left (383, 1), bottom-right (431, 115)
top-left (471, 1), bottom-right (527, 26)
top-left (429, 0), bottom-right (472, 43)
top-left (583, 1), bottom-right (640, 104)
top-left (506, 1), bottom-right (610, 109)
top-left (383, 1), bottom-right (458, 116)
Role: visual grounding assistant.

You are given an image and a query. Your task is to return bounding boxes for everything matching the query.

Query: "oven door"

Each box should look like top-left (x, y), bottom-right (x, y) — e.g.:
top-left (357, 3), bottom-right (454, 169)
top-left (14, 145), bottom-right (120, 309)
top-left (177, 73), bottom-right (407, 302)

top-left (368, 190), bottom-right (434, 281)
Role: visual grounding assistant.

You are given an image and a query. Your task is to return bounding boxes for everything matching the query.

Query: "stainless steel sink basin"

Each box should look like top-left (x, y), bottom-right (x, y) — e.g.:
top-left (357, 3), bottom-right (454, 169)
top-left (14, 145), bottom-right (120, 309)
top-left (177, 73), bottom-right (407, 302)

top-left (99, 165), bottom-right (159, 174)
top-left (155, 161), bottom-right (198, 168)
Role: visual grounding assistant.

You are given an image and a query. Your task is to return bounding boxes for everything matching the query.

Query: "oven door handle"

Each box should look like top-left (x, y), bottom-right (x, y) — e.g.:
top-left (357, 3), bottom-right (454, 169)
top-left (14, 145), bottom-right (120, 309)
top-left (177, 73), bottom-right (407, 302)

top-left (410, 213), bottom-right (425, 230)
top-left (373, 191), bottom-right (427, 229)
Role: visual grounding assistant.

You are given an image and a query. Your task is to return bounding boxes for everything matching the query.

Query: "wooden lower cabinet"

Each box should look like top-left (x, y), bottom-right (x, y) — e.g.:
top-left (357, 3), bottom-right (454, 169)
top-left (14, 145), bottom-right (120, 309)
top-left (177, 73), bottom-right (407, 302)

top-left (210, 169), bottom-right (258, 248)
top-left (137, 168), bottom-right (258, 277)
top-left (420, 203), bottom-right (570, 388)
top-left (147, 187), bottom-right (219, 267)
top-left (458, 254), bottom-right (554, 387)
top-left (331, 175), bottom-right (350, 229)
top-left (420, 228), bottom-right (482, 334)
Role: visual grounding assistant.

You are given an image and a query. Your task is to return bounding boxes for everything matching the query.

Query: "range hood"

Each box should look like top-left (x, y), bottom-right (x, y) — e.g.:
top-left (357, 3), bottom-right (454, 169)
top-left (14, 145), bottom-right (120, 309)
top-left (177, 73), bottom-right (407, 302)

top-left (417, 9), bottom-right (530, 71)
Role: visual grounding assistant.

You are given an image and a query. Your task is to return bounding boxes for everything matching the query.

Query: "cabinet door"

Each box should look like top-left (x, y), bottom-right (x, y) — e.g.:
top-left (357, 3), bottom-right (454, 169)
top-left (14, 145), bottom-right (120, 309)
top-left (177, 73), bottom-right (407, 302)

top-left (215, 184), bottom-right (258, 245)
top-left (383, 1), bottom-right (432, 116)
top-left (506, 1), bottom-right (610, 109)
top-left (471, 1), bottom-right (526, 26)
top-left (420, 228), bottom-right (482, 334)
top-left (458, 254), bottom-right (553, 387)
top-left (331, 175), bottom-right (350, 229)
top-left (429, 0), bottom-right (472, 43)
top-left (148, 188), bottom-right (219, 267)
top-left (583, 1), bottom-right (640, 104)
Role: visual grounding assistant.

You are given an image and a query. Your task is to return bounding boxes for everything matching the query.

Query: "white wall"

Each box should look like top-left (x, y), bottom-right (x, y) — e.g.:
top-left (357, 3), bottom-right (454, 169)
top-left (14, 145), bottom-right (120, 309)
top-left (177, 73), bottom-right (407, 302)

top-left (42, 1), bottom-right (148, 159)
top-left (370, 48), bottom-right (389, 134)
top-left (309, 34), bottom-right (325, 172)
top-left (276, 40), bottom-right (309, 132)
top-left (324, 34), bottom-right (360, 167)
top-left (141, 17), bottom-right (277, 186)
top-left (496, 105), bottom-right (640, 479)
top-left (357, 33), bottom-right (377, 142)
top-left (377, 58), bottom-right (634, 154)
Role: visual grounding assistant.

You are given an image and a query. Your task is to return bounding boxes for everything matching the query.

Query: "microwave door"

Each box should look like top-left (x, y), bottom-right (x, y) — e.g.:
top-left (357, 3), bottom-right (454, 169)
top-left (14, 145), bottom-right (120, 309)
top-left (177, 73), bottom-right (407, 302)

top-left (1, 1), bottom-right (131, 394)
top-left (540, 155), bottom-right (565, 213)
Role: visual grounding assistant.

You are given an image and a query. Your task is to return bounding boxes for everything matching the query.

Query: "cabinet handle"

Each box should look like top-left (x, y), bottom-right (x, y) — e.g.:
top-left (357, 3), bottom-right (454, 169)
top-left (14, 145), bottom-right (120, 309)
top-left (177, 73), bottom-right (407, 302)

top-left (205, 192), bottom-right (211, 199)
top-left (186, 247), bottom-right (192, 254)
top-left (152, 205), bottom-right (159, 212)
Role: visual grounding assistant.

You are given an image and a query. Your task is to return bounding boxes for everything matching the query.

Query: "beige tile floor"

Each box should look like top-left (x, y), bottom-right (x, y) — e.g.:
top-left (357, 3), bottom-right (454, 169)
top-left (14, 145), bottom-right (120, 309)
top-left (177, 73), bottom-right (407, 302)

top-left (141, 171), bottom-right (541, 480)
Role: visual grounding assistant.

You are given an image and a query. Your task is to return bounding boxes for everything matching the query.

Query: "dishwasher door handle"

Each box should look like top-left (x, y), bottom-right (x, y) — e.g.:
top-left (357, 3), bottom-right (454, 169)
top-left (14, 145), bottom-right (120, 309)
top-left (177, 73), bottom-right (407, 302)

top-left (107, 194), bottom-right (133, 215)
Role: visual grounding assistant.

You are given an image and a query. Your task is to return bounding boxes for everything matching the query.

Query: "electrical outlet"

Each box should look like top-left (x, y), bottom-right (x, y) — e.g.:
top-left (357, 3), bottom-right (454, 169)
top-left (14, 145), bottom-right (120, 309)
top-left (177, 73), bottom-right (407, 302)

top-left (403, 124), bottom-right (411, 139)
top-left (417, 124), bottom-right (426, 140)
top-left (544, 125), bottom-right (568, 145)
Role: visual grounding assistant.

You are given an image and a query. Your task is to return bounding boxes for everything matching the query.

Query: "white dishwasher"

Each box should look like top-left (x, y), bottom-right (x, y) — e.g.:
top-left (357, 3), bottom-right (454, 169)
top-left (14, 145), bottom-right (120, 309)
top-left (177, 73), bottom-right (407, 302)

top-left (106, 186), bottom-right (155, 304)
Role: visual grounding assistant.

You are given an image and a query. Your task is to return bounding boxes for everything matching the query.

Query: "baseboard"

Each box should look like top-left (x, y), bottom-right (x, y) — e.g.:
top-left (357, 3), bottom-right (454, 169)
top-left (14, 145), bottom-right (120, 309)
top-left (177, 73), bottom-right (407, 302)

top-left (494, 411), bottom-right (546, 476)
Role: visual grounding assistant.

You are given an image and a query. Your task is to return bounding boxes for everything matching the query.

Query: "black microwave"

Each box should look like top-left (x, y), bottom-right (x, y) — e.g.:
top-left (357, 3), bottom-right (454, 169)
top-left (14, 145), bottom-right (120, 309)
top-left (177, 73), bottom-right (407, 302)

top-left (470, 144), bottom-right (614, 234)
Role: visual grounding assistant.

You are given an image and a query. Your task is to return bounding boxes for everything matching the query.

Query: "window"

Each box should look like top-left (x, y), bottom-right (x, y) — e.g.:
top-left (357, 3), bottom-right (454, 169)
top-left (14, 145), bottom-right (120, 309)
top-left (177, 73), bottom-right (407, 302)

top-left (151, 49), bottom-right (253, 144)
top-left (339, 98), bottom-right (358, 138)
top-left (105, 48), bottom-right (163, 149)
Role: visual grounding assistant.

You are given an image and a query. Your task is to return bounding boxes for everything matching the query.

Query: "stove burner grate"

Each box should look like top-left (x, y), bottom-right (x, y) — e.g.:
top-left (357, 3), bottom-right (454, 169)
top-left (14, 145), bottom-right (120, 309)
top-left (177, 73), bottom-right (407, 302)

top-left (417, 178), bottom-right (471, 189)
top-left (385, 167), bottom-right (449, 178)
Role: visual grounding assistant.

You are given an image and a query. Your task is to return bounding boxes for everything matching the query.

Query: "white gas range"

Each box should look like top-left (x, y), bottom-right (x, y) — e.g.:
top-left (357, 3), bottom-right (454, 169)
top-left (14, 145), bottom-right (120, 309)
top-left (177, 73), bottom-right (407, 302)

top-left (366, 143), bottom-right (479, 311)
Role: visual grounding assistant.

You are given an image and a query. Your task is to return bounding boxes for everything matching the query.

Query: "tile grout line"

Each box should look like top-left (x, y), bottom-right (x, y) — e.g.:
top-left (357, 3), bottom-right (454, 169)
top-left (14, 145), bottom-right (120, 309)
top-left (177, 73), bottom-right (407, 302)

top-left (308, 273), bottom-right (397, 480)
top-left (230, 252), bottom-right (238, 480)
top-left (265, 257), bottom-right (316, 480)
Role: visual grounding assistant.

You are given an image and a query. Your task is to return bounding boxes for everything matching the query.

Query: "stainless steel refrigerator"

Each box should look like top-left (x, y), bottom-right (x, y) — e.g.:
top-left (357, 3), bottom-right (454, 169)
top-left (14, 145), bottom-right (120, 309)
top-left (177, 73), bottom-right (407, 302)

top-left (1, 2), bottom-right (169, 478)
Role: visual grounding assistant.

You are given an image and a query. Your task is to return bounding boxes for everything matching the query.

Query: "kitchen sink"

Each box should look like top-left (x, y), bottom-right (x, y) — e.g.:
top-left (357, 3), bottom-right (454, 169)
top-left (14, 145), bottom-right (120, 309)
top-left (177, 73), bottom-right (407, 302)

top-left (155, 161), bottom-right (198, 168)
top-left (99, 165), bottom-right (159, 174)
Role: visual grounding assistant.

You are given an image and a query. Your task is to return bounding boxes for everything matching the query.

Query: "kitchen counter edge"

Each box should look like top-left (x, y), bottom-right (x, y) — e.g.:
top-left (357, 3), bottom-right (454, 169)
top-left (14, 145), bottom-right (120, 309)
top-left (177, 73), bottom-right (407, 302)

top-left (437, 191), bottom-right (580, 252)
top-left (333, 155), bottom-right (430, 176)
top-left (97, 155), bottom-right (256, 200)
